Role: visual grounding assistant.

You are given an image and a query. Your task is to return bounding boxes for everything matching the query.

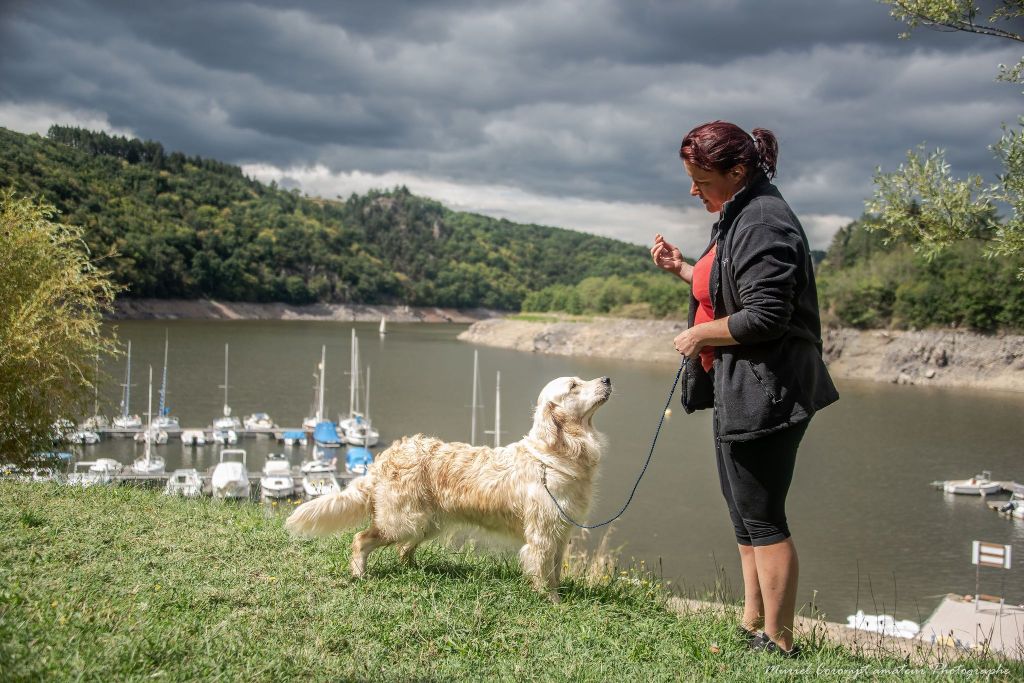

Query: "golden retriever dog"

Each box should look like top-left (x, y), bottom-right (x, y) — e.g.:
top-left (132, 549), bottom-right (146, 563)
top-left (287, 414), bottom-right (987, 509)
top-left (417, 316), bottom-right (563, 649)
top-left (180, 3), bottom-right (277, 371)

top-left (285, 375), bottom-right (612, 600)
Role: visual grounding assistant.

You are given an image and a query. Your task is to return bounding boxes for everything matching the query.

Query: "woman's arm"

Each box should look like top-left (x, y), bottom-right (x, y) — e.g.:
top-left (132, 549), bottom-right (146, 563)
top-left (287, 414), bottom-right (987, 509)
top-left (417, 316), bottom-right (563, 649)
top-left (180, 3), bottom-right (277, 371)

top-left (673, 316), bottom-right (737, 357)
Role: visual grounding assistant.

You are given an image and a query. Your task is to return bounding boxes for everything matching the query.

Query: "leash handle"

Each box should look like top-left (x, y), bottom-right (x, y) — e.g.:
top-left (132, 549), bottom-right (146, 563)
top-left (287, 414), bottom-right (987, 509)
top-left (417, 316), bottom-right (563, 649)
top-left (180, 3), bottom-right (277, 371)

top-left (541, 356), bottom-right (688, 530)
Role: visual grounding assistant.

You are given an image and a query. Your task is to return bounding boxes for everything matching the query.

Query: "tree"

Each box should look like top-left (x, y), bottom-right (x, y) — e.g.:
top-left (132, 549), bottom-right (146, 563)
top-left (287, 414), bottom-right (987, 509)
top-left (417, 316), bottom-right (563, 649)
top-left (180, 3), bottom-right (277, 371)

top-left (0, 191), bottom-right (120, 468)
top-left (871, 1), bottom-right (1024, 275)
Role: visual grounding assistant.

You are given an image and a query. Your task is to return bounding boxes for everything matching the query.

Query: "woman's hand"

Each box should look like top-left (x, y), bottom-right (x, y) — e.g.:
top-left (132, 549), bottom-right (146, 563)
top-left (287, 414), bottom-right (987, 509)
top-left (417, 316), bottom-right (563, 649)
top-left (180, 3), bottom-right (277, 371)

top-left (651, 234), bottom-right (693, 283)
top-left (673, 325), bottom-right (706, 358)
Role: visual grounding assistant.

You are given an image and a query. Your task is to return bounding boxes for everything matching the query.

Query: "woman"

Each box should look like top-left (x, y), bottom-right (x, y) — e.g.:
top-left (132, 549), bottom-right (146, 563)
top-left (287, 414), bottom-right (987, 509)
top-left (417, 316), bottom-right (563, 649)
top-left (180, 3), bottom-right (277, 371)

top-left (651, 121), bottom-right (838, 657)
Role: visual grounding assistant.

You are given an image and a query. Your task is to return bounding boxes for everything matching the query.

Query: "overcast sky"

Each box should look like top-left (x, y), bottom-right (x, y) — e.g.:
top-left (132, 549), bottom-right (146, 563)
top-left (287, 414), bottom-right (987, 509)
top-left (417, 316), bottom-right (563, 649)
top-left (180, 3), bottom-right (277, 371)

top-left (1, 0), bottom-right (1020, 256)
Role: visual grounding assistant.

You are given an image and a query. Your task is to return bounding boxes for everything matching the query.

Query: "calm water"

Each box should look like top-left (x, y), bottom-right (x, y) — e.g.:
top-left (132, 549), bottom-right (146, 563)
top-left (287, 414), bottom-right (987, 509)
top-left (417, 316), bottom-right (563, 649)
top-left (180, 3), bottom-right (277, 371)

top-left (82, 320), bottom-right (1024, 622)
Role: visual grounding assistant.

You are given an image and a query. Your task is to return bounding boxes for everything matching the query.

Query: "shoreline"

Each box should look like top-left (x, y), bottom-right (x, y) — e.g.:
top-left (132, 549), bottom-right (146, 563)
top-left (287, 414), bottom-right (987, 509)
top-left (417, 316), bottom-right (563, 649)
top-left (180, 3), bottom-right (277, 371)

top-left (107, 298), bottom-right (501, 323)
top-left (458, 317), bottom-right (1024, 393)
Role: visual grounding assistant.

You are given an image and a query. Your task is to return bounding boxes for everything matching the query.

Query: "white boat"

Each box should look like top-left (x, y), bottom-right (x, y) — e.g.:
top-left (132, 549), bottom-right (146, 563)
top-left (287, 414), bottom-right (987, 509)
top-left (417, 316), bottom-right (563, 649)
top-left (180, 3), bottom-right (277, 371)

top-left (943, 470), bottom-right (1001, 495)
top-left (301, 454), bottom-right (336, 473)
top-left (282, 430), bottom-right (307, 447)
top-left (154, 332), bottom-right (181, 433)
top-left (846, 611), bottom-right (920, 638)
top-left (180, 429), bottom-right (207, 446)
top-left (339, 333), bottom-right (380, 446)
top-left (211, 448), bottom-right (250, 499)
top-left (134, 427), bottom-right (168, 445)
top-left (68, 430), bottom-right (100, 445)
top-left (342, 414), bottom-right (379, 447)
top-left (113, 339), bottom-right (142, 430)
top-left (997, 491), bottom-right (1024, 520)
top-left (260, 454), bottom-right (294, 498)
top-left (51, 418), bottom-right (76, 441)
top-left (302, 471), bottom-right (341, 498)
top-left (379, 315), bottom-right (386, 336)
top-left (244, 412), bottom-right (276, 431)
top-left (67, 458), bottom-right (121, 487)
top-left (164, 469), bottom-right (203, 497)
top-left (132, 367), bottom-right (166, 475)
top-left (211, 429), bottom-right (238, 445)
top-left (212, 343), bottom-right (242, 431)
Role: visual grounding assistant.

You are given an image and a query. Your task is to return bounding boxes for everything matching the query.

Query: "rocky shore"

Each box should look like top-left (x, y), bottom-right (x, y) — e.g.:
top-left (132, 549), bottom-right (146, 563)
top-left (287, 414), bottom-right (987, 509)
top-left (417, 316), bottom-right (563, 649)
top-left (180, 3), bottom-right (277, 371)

top-left (458, 318), bottom-right (1024, 393)
top-left (108, 298), bottom-right (499, 323)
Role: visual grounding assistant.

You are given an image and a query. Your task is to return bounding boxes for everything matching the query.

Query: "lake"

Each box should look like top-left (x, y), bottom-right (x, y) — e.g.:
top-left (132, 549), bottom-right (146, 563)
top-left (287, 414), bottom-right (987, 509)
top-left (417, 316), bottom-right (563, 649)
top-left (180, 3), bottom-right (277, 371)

top-left (83, 319), bottom-right (1024, 624)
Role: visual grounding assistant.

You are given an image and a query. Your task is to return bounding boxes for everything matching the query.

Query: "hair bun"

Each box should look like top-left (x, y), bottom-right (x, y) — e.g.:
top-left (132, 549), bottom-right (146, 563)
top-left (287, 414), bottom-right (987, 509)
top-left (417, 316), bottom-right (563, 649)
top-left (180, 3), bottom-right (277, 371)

top-left (751, 128), bottom-right (778, 180)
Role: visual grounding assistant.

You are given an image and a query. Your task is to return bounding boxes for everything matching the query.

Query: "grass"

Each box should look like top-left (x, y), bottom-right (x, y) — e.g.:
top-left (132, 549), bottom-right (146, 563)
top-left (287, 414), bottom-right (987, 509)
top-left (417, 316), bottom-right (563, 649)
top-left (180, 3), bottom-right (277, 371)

top-left (0, 482), bottom-right (1019, 682)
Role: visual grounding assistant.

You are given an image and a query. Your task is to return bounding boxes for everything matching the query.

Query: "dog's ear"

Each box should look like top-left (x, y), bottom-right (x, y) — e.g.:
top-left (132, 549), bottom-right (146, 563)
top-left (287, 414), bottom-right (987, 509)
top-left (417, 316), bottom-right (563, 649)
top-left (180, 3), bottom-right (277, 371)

top-left (539, 401), bottom-right (567, 453)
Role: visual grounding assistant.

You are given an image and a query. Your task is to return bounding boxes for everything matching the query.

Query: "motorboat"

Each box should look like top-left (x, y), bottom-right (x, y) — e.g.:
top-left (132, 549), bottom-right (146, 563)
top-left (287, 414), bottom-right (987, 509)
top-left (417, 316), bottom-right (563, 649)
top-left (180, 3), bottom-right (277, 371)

top-left (943, 470), bottom-right (1002, 495)
top-left (301, 447), bottom-right (337, 473)
top-left (211, 429), bottom-right (238, 445)
top-left (260, 453), bottom-right (294, 498)
top-left (131, 367), bottom-right (166, 475)
top-left (67, 458), bottom-right (121, 487)
top-left (244, 413), bottom-right (276, 431)
top-left (51, 419), bottom-right (76, 442)
top-left (180, 429), bottom-right (207, 446)
top-left (114, 339), bottom-right (142, 430)
top-left (134, 427), bottom-right (168, 445)
top-left (211, 448), bottom-right (250, 499)
top-left (302, 471), bottom-right (341, 498)
top-left (164, 469), bottom-right (203, 497)
top-left (68, 430), bottom-right (100, 445)
top-left (282, 430), bottom-right (307, 447)
top-left (998, 491), bottom-right (1024, 520)
top-left (345, 446), bottom-right (374, 476)
top-left (313, 421), bottom-right (342, 447)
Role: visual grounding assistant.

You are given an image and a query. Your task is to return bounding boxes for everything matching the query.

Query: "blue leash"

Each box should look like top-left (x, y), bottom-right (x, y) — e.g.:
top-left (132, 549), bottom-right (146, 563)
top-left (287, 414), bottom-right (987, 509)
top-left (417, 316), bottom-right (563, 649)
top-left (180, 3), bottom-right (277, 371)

top-left (540, 356), bottom-right (687, 529)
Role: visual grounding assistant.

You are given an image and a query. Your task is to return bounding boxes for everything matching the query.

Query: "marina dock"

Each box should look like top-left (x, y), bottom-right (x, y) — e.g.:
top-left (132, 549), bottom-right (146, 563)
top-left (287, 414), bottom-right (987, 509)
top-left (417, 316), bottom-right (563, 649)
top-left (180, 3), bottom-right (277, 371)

top-left (919, 594), bottom-right (1024, 658)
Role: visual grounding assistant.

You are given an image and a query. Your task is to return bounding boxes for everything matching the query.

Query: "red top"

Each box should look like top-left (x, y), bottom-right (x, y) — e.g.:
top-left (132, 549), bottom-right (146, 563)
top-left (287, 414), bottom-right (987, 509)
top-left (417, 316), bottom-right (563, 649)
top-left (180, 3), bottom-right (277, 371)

top-left (691, 244), bottom-right (717, 372)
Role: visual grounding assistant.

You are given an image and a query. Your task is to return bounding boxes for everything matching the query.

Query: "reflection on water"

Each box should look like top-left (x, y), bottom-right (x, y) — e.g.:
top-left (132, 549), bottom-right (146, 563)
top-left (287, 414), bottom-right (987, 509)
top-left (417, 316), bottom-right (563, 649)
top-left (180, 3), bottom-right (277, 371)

top-left (75, 319), bottom-right (1024, 621)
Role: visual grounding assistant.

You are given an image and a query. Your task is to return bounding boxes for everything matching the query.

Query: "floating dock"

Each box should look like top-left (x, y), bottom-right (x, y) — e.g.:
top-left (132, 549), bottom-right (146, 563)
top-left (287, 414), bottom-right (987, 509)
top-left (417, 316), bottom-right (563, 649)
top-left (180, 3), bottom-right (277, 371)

top-left (919, 594), bottom-right (1024, 658)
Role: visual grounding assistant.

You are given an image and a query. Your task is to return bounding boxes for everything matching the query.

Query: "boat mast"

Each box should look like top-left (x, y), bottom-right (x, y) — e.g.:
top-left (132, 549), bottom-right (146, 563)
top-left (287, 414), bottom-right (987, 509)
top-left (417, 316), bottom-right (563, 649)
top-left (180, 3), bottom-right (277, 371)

top-left (365, 365), bottom-right (371, 426)
top-left (485, 371), bottom-right (501, 447)
top-left (494, 371), bottom-right (501, 447)
top-left (470, 350), bottom-right (479, 445)
top-left (220, 343), bottom-right (231, 417)
top-left (158, 330), bottom-right (169, 419)
top-left (348, 328), bottom-right (356, 417)
top-left (145, 365), bottom-right (153, 463)
top-left (121, 340), bottom-right (133, 418)
top-left (93, 353), bottom-right (100, 418)
top-left (317, 344), bottom-right (326, 422)
top-left (354, 337), bottom-right (361, 414)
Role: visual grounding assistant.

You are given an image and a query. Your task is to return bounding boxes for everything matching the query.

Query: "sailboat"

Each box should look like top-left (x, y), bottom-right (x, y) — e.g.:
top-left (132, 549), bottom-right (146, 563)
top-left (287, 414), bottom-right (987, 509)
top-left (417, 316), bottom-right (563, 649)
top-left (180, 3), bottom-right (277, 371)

top-left (379, 315), bottom-right (387, 336)
top-left (154, 331), bottom-right (180, 432)
top-left (309, 345), bottom-right (342, 447)
top-left (468, 350), bottom-right (484, 446)
top-left (212, 344), bottom-right (241, 431)
top-left (112, 340), bottom-right (142, 429)
top-left (343, 365), bottom-right (379, 447)
top-left (302, 347), bottom-right (324, 430)
top-left (81, 353), bottom-right (109, 431)
top-left (132, 366), bottom-right (166, 474)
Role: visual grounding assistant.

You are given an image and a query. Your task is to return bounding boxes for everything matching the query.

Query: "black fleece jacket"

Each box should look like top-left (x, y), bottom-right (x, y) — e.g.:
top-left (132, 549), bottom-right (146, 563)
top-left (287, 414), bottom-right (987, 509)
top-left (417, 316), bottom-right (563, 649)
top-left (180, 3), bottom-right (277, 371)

top-left (683, 173), bottom-right (839, 442)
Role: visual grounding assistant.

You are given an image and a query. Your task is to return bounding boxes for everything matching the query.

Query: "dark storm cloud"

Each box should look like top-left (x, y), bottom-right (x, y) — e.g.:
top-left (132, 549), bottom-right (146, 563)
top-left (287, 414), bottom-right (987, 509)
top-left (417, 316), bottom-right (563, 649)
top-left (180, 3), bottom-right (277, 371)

top-left (1, 0), bottom-right (1020, 239)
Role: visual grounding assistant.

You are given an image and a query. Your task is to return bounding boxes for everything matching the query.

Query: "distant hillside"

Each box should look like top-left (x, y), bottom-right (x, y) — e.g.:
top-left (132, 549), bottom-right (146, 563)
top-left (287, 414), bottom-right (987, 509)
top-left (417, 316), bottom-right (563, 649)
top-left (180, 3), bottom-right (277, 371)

top-left (0, 126), bottom-right (662, 310)
top-left (816, 218), bottom-right (1024, 332)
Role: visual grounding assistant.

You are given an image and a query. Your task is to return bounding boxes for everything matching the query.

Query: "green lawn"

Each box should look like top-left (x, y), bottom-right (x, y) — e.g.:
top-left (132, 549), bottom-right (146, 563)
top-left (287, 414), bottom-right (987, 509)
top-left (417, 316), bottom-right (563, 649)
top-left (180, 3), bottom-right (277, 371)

top-left (0, 482), bottom-right (1017, 681)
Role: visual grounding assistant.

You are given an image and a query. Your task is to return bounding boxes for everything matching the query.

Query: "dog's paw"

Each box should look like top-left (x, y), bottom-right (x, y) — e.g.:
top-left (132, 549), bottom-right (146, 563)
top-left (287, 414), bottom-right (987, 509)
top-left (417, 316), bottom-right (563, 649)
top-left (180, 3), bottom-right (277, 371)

top-left (547, 590), bottom-right (562, 604)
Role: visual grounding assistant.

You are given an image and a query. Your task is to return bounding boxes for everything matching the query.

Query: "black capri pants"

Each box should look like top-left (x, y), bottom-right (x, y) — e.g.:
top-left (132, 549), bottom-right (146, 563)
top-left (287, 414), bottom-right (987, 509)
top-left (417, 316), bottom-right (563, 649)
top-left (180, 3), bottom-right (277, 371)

top-left (713, 411), bottom-right (809, 547)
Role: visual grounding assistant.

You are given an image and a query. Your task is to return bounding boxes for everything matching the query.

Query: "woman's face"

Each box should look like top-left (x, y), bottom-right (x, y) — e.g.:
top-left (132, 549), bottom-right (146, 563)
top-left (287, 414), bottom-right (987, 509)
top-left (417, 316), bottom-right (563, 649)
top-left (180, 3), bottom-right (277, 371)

top-left (683, 160), bottom-right (747, 213)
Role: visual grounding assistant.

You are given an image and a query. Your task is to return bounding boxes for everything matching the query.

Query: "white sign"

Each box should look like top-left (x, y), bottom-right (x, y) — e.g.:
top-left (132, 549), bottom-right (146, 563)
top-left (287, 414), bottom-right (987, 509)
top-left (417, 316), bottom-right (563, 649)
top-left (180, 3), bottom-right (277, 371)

top-left (972, 541), bottom-right (1012, 569)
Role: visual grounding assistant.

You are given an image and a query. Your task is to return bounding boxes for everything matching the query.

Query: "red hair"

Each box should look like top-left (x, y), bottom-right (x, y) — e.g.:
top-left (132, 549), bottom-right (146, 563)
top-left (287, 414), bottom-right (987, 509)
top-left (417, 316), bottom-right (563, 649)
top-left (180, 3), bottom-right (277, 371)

top-left (679, 121), bottom-right (778, 181)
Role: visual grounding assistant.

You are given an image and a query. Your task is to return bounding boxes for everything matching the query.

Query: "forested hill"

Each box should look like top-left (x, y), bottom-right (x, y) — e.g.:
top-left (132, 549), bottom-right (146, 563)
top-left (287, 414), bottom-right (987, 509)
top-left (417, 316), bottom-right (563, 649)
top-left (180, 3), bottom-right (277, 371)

top-left (0, 126), bottom-right (659, 310)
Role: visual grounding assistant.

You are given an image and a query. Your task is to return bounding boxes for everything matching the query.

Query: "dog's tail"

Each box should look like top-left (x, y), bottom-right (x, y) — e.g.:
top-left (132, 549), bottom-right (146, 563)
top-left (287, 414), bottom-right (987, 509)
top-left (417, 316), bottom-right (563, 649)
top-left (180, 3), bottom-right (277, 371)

top-left (285, 475), bottom-right (373, 537)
